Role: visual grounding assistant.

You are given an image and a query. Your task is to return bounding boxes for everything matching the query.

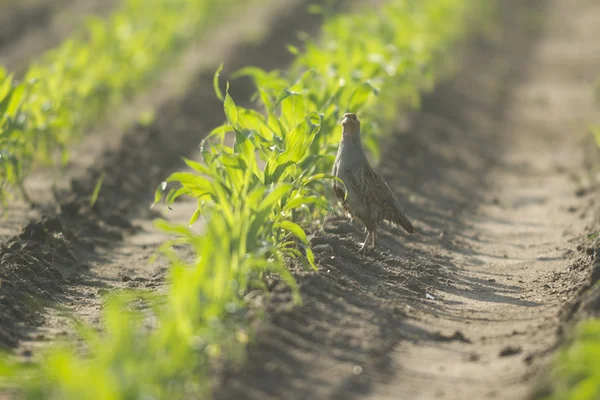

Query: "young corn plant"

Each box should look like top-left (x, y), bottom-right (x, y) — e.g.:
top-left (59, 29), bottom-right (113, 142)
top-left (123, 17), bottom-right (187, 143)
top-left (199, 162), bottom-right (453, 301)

top-left (0, 71), bottom-right (29, 206)
top-left (160, 85), bottom-right (341, 274)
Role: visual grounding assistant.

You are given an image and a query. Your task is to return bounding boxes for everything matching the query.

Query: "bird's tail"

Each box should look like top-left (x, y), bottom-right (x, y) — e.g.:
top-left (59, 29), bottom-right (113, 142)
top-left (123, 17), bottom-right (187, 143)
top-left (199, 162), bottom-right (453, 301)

top-left (389, 209), bottom-right (415, 234)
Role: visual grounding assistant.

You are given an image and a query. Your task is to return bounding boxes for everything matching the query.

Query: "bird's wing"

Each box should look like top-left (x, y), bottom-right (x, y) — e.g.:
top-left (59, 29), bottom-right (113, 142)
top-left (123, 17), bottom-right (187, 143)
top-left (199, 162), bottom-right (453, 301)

top-left (333, 182), bottom-right (345, 202)
top-left (332, 160), bottom-right (349, 213)
top-left (333, 181), bottom-right (351, 214)
top-left (359, 166), bottom-right (415, 233)
top-left (358, 167), bottom-right (396, 208)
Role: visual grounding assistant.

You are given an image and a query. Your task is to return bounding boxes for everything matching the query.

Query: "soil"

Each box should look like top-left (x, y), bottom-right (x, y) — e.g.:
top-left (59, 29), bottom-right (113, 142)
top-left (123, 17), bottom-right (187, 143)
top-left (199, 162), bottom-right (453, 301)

top-left (1, 0), bottom-right (600, 398)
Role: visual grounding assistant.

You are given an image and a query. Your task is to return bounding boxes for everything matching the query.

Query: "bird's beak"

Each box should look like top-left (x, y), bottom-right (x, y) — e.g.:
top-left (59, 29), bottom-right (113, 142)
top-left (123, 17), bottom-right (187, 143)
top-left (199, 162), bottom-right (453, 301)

top-left (341, 116), bottom-right (349, 126)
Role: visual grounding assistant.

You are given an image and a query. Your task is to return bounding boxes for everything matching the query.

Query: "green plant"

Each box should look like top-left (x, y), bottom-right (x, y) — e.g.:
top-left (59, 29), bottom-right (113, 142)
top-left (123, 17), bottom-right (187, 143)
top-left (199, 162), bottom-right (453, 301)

top-left (88, 172), bottom-right (105, 208)
top-left (592, 125), bottom-right (600, 148)
top-left (542, 317), bottom-right (600, 400)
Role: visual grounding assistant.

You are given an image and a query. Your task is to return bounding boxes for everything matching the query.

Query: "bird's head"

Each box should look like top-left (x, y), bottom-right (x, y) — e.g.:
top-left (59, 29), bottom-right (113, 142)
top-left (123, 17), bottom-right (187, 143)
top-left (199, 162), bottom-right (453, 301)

top-left (341, 113), bottom-right (361, 137)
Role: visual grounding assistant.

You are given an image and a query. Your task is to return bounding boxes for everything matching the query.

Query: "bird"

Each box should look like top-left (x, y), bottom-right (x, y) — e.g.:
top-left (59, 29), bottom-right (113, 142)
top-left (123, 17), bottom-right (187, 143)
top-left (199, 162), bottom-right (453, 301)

top-left (332, 113), bottom-right (415, 253)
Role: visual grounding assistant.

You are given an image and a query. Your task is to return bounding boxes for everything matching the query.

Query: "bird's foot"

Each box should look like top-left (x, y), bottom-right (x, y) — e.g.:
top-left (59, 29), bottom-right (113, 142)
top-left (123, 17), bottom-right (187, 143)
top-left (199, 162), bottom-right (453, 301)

top-left (358, 242), bottom-right (369, 254)
top-left (358, 232), bottom-right (375, 254)
top-left (358, 241), bottom-right (375, 254)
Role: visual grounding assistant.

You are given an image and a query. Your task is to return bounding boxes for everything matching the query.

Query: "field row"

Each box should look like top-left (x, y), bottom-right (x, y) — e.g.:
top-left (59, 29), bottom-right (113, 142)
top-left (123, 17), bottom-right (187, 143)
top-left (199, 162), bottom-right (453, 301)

top-left (0, 0), bottom-right (257, 205)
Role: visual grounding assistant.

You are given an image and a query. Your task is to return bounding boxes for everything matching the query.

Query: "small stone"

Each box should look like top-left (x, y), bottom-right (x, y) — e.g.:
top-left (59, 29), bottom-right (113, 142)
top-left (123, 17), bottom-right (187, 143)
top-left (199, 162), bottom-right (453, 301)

top-left (524, 354), bottom-right (534, 365)
top-left (312, 244), bottom-right (334, 254)
top-left (586, 248), bottom-right (595, 256)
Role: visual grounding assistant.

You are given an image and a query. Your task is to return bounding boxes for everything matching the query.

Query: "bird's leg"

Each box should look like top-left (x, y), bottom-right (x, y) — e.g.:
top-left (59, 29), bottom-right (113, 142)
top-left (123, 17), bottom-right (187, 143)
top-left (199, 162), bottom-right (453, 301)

top-left (371, 229), bottom-right (377, 248)
top-left (358, 232), bottom-right (371, 254)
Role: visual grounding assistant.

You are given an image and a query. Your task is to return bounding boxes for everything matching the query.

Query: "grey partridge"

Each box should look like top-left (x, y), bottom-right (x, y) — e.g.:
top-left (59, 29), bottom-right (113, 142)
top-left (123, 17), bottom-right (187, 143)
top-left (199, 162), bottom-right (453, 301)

top-left (332, 113), bottom-right (415, 253)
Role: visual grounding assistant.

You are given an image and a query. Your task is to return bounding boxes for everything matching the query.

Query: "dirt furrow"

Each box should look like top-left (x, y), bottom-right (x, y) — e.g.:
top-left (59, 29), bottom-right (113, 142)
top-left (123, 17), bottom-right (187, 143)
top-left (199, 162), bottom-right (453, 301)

top-left (216, 0), bottom-right (600, 399)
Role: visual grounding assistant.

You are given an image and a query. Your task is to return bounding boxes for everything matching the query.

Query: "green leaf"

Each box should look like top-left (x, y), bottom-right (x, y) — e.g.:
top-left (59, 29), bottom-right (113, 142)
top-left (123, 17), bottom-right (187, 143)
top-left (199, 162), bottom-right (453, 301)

top-left (166, 172), bottom-right (214, 197)
top-left (275, 220), bottom-right (308, 244)
top-left (234, 130), bottom-right (256, 168)
top-left (188, 207), bottom-right (202, 226)
top-left (305, 247), bottom-right (317, 270)
top-left (166, 186), bottom-right (192, 205)
top-left (89, 172), bottom-right (105, 208)
top-left (213, 63), bottom-right (224, 102)
top-left (182, 157), bottom-right (211, 176)
top-left (264, 160), bottom-right (295, 185)
top-left (153, 219), bottom-right (195, 238)
top-left (238, 108), bottom-right (273, 141)
top-left (286, 45), bottom-right (299, 56)
top-left (203, 124), bottom-right (235, 146)
top-left (0, 74), bottom-right (13, 106)
top-left (307, 4), bottom-right (323, 14)
top-left (349, 81), bottom-right (376, 112)
top-left (258, 183), bottom-right (293, 211)
top-left (280, 91), bottom-right (307, 129)
top-left (298, 173), bottom-right (342, 187)
top-left (0, 86), bottom-right (15, 118)
top-left (275, 89), bottom-right (292, 107)
top-left (279, 112), bottom-right (321, 165)
top-left (282, 196), bottom-right (328, 212)
top-left (258, 87), bottom-right (274, 116)
top-left (231, 66), bottom-right (268, 82)
top-left (151, 181), bottom-right (168, 209)
top-left (224, 90), bottom-right (238, 128)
